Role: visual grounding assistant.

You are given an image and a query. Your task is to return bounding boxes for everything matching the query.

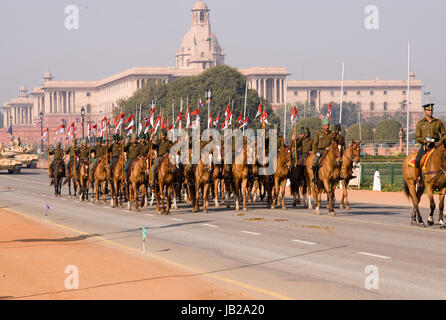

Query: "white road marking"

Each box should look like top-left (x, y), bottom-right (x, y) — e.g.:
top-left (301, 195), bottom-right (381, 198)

top-left (241, 230), bottom-right (261, 236)
top-left (357, 251), bottom-right (391, 260)
top-left (202, 223), bottom-right (218, 228)
top-left (145, 214), bottom-right (154, 216)
top-left (170, 218), bottom-right (183, 222)
top-left (292, 239), bottom-right (317, 245)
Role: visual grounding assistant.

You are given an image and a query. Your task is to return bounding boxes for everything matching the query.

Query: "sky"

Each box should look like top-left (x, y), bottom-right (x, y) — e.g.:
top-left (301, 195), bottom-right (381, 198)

top-left (1, 0), bottom-right (445, 111)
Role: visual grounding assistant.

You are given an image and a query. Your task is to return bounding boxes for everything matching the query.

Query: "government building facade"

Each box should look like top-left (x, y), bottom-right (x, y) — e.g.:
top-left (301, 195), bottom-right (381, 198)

top-left (1, 0), bottom-right (423, 144)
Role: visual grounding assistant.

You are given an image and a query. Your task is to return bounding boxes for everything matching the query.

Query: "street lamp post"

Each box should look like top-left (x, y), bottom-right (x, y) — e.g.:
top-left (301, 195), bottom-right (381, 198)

top-left (81, 107), bottom-right (85, 138)
top-left (39, 112), bottom-right (44, 156)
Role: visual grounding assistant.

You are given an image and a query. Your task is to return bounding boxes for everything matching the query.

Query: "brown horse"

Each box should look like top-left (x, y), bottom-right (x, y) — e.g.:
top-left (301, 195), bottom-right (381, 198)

top-left (155, 154), bottom-right (177, 214)
top-left (90, 155), bottom-right (108, 205)
top-left (290, 155), bottom-right (311, 208)
top-left (272, 146), bottom-right (292, 209)
top-left (305, 138), bottom-right (342, 216)
top-left (66, 157), bottom-right (79, 198)
top-left (232, 143), bottom-right (249, 211)
top-left (78, 159), bottom-right (90, 201)
top-left (194, 157), bottom-right (212, 213)
top-left (52, 159), bottom-right (66, 197)
top-left (339, 141), bottom-right (361, 210)
top-left (127, 156), bottom-right (149, 212)
top-left (402, 143), bottom-right (446, 228)
top-left (110, 155), bottom-right (125, 208)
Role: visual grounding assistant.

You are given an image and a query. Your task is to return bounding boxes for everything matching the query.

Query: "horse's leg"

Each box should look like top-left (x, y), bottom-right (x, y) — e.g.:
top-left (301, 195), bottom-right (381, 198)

top-left (214, 178), bottom-right (220, 207)
top-left (242, 178), bottom-right (248, 211)
top-left (425, 184), bottom-right (434, 227)
top-left (140, 183), bottom-right (146, 209)
top-left (272, 176), bottom-right (279, 209)
top-left (172, 185), bottom-right (178, 209)
top-left (281, 179), bottom-right (286, 209)
top-left (438, 190), bottom-right (445, 228)
top-left (324, 180), bottom-right (335, 216)
top-left (166, 184), bottom-right (172, 215)
top-left (203, 183), bottom-right (209, 213)
top-left (312, 183), bottom-right (320, 215)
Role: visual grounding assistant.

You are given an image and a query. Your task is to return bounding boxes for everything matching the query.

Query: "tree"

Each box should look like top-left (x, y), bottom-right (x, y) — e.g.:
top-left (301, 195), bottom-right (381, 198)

top-left (345, 123), bottom-right (373, 143)
top-left (115, 65), bottom-right (279, 131)
top-left (374, 119), bottom-right (405, 144)
top-left (320, 102), bottom-right (358, 128)
top-left (295, 117), bottom-right (322, 138)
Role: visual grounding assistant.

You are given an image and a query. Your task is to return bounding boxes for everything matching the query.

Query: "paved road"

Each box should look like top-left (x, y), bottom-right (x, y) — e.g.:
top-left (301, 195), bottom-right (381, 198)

top-left (1, 169), bottom-right (446, 299)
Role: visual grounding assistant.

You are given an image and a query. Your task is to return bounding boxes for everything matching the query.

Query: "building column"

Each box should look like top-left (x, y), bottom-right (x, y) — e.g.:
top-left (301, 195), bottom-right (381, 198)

top-left (263, 78), bottom-right (267, 99)
top-left (272, 78), bottom-right (277, 103)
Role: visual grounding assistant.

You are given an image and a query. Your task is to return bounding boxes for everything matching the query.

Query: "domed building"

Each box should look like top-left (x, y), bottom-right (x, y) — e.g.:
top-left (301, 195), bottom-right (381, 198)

top-left (176, 0), bottom-right (225, 69)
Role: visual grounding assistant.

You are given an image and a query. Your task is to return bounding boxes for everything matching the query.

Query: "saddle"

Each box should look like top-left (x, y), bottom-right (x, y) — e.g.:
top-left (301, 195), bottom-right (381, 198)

top-left (408, 148), bottom-right (435, 171)
top-left (317, 150), bottom-right (329, 167)
top-left (127, 156), bottom-right (143, 179)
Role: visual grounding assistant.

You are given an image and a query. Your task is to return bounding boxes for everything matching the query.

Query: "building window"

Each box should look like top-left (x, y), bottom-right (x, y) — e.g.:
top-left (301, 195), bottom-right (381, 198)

top-left (294, 91), bottom-right (298, 96)
top-left (330, 91), bottom-right (334, 97)
top-left (86, 92), bottom-right (90, 97)
top-left (370, 102), bottom-right (374, 111)
top-left (384, 102), bottom-right (388, 111)
top-left (402, 90), bottom-right (406, 95)
top-left (344, 90), bottom-right (348, 96)
top-left (357, 91), bottom-right (361, 96)
top-left (201, 52), bottom-right (204, 58)
top-left (370, 90), bottom-right (374, 96)
top-left (200, 11), bottom-right (205, 22)
top-left (87, 104), bottom-right (91, 114)
top-left (384, 90), bottom-right (387, 95)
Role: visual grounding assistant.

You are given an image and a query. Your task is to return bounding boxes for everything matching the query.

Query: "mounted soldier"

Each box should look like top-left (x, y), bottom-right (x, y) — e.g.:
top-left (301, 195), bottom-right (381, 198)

top-left (90, 137), bottom-right (107, 178)
top-left (124, 133), bottom-right (141, 186)
top-left (150, 129), bottom-right (172, 189)
top-left (65, 138), bottom-right (79, 176)
top-left (414, 103), bottom-right (446, 185)
top-left (108, 134), bottom-right (122, 174)
top-left (311, 118), bottom-right (334, 184)
top-left (77, 139), bottom-right (90, 170)
top-left (49, 141), bottom-right (66, 185)
top-left (139, 133), bottom-right (151, 156)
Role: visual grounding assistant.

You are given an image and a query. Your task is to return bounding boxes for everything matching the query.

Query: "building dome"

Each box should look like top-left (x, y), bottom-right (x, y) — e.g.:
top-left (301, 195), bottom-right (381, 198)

top-left (192, 0), bottom-right (209, 11)
top-left (43, 71), bottom-right (53, 81)
top-left (18, 85), bottom-right (28, 97)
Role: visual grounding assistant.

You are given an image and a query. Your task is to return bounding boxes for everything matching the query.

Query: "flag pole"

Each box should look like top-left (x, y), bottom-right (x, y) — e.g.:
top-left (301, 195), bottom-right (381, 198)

top-left (406, 41), bottom-right (410, 156)
top-left (283, 78), bottom-right (287, 139)
top-left (243, 80), bottom-right (248, 134)
top-left (339, 62), bottom-right (345, 125)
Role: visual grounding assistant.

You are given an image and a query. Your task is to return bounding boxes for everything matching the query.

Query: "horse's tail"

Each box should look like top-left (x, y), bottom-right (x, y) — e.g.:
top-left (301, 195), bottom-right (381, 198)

top-left (403, 181), bottom-right (410, 198)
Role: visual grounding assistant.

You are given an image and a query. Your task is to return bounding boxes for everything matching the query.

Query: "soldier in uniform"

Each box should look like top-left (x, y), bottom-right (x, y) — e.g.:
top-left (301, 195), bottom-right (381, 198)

top-left (139, 133), bottom-right (151, 157)
top-left (414, 103), bottom-right (446, 172)
top-left (150, 129), bottom-right (172, 189)
top-left (77, 139), bottom-right (90, 170)
top-left (108, 134), bottom-right (122, 174)
top-left (311, 118), bottom-right (334, 184)
top-left (65, 138), bottom-right (79, 176)
top-left (49, 141), bottom-right (66, 184)
top-left (124, 133), bottom-right (141, 185)
top-left (90, 137), bottom-right (107, 177)
top-left (292, 127), bottom-right (313, 166)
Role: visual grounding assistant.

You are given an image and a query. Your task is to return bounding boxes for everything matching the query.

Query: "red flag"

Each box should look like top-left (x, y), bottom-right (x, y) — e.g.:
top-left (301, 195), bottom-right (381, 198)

top-left (255, 103), bottom-right (262, 119)
top-left (327, 102), bottom-right (332, 119)
top-left (190, 108), bottom-right (200, 116)
top-left (291, 105), bottom-right (298, 124)
top-left (114, 112), bottom-right (125, 125)
top-left (213, 114), bottom-right (220, 127)
top-left (124, 114), bottom-right (134, 123)
top-left (237, 112), bottom-right (242, 124)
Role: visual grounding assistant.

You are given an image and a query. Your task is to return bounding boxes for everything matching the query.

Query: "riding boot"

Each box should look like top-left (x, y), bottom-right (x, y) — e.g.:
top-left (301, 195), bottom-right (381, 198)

top-left (312, 166), bottom-right (319, 184)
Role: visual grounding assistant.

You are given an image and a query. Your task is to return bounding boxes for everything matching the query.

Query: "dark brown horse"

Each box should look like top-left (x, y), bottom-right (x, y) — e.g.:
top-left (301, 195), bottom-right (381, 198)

top-left (66, 157), bottom-right (79, 198)
top-left (339, 141), bottom-right (361, 210)
top-left (272, 145), bottom-right (292, 209)
top-left (305, 138), bottom-right (342, 216)
top-left (402, 143), bottom-right (446, 227)
top-left (52, 159), bottom-right (66, 197)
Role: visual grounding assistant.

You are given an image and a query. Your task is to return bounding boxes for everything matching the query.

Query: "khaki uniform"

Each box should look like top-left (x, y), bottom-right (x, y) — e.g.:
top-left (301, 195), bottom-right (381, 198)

top-left (108, 142), bottom-right (122, 172)
top-left (124, 142), bottom-right (141, 179)
top-left (65, 145), bottom-right (79, 171)
top-left (150, 138), bottom-right (172, 186)
top-left (415, 117), bottom-right (446, 168)
top-left (312, 130), bottom-right (334, 182)
top-left (49, 147), bottom-right (65, 178)
top-left (294, 137), bottom-right (313, 165)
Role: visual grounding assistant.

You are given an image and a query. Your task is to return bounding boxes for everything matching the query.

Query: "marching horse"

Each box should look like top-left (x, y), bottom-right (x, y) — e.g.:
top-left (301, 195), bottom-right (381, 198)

top-left (52, 159), bottom-right (65, 197)
top-left (66, 157), bottom-right (79, 198)
top-left (78, 159), bottom-right (90, 201)
top-left (272, 145), bottom-right (292, 209)
top-left (339, 141), bottom-right (361, 210)
top-left (90, 155), bottom-right (108, 205)
top-left (127, 155), bottom-right (149, 212)
top-left (305, 138), bottom-right (342, 216)
top-left (155, 154), bottom-right (177, 214)
top-left (232, 143), bottom-right (249, 211)
top-left (194, 156), bottom-right (213, 213)
top-left (402, 143), bottom-right (446, 227)
top-left (111, 155), bottom-right (125, 208)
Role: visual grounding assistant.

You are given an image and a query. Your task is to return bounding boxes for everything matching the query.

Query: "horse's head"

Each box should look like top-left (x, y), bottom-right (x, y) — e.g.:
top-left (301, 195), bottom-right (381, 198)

top-left (331, 138), bottom-right (342, 165)
top-left (350, 140), bottom-right (361, 164)
top-left (280, 145), bottom-right (293, 171)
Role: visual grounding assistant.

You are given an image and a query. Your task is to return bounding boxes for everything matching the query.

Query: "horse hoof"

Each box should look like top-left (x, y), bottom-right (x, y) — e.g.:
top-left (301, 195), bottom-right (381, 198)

top-left (314, 209), bottom-right (320, 215)
top-left (411, 220), bottom-right (417, 226)
top-left (339, 204), bottom-right (344, 209)
top-left (329, 211), bottom-right (336, 217)
top-left (427, 220), bottom-right (434, 226)
top-left (192, 208), bottom-right (198, 213)
top-left (215, 202), bottom-right (220, 208)
top-left (136, 208), bottom-right (140, 212)
top-left (346, 206), bottom-right (350, 210)
top-left (243, 207), bottom-right (247, 212)
top-left (418, 222), bottom-right (425, 228)
top-left (282, 206), bottom-right (286, 210)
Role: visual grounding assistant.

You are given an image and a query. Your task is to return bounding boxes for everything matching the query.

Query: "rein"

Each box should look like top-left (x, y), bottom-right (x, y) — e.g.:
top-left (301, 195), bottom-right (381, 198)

top-left (423, 147), bottom-right (446, 183)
